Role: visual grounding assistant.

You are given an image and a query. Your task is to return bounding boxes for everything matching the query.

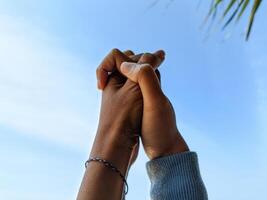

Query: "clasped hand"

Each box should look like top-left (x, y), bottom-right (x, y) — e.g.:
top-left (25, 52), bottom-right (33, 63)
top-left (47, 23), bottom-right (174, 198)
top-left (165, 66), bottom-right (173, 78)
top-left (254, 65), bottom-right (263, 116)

top-left (91, 49), bottom-right (189, 175)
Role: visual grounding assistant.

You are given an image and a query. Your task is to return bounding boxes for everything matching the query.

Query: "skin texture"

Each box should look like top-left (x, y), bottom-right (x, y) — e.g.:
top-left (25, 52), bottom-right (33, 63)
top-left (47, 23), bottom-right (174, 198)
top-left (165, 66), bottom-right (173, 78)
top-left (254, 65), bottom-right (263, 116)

top-left (77, 49), bottom-right (165, 200)
top-left (77, 48), bottom-right (189, 200)
top-left (120, 61), bottom-right (189, 159)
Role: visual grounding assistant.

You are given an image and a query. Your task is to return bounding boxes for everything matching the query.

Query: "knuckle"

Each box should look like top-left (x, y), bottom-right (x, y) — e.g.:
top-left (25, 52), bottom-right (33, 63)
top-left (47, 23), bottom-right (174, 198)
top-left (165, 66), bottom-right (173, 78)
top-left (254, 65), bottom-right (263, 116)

top-left (142, 53), bottom-right (155, 61)
top-left (96, 66), bottom-right (104, 76)
top-left (111, 48), bottom-right (120, 55)
top-left (96, 67), bottom-right (101, 77)
top-left (138, 65), bottom-right (154, 84)
top-left (96, 67), bottom-right (99, 74)
top-left (124, 50), bottom-right (134, 54)
top-left (139, 64), bottom-right (153, 75)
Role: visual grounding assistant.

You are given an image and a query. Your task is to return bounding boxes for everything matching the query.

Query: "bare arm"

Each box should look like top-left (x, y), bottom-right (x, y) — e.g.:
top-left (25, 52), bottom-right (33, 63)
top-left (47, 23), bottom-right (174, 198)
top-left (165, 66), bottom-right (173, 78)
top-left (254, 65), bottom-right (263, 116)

top-left (77, 129), bottom-right (132, 200)
top-left (77, 49), bottom-right (164, 200)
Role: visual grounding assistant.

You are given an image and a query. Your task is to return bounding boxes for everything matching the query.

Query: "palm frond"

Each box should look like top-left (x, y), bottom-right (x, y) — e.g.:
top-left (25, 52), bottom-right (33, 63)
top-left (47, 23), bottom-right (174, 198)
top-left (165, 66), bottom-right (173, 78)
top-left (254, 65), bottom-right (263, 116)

top-left (237, 0), bottom-right (250, 21)
top-left (222, 0), bottom-right (244, 30)
top-left (223, 0), bottom-right (238, 17)
top-left (208, 0), bottom-right (262, 40)
top-left (246, 0), bottom-right (262, 40)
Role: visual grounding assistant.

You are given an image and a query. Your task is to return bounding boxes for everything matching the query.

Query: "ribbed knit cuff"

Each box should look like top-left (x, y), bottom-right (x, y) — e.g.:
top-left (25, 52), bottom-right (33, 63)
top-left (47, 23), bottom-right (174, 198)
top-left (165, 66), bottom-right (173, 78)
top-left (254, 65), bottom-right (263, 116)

top-left (146, 151), bottom-right (208, 200)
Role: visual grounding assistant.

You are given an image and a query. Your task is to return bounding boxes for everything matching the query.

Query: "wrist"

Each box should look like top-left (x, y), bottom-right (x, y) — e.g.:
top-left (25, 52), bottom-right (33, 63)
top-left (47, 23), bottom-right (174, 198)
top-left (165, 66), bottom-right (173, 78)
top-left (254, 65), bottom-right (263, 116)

top-left (166, 135), bottom-right (189, 157)
top-left (90, 128), bottom-right (136, 174)
top-left (147, 133), bottom-right (189, 160)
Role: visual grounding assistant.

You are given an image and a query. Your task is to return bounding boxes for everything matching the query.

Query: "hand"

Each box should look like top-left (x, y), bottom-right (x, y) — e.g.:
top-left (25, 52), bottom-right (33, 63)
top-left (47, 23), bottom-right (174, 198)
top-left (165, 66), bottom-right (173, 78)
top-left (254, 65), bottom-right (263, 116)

top-left (78, 49), bottom-right (183, 200)
top-left (120, 61), bottom-right (189, 160)
top-left (92, 49), bottom-right (165, 173)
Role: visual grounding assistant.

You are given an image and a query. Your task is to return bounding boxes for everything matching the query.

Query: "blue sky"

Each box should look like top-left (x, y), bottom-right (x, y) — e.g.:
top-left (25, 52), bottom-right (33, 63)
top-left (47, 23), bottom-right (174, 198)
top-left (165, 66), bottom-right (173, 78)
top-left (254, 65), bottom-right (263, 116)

top-left (0, 0), bottom-right (266, 199)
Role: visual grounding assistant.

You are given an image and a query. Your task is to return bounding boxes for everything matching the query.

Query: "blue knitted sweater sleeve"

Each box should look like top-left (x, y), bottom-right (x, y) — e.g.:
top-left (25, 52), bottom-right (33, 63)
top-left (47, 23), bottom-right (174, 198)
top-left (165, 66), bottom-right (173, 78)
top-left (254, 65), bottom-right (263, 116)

top-left (146, 151), bottom-right (208, 200)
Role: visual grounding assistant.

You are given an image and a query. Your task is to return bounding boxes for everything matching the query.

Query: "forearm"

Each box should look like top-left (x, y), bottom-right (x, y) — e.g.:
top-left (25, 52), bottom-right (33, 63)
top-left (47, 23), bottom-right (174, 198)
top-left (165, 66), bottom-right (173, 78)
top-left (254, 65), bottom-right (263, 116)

top-left (77, 130), bottom-right (132, 200)
top-left (147, 151), bottom-right (208, 200)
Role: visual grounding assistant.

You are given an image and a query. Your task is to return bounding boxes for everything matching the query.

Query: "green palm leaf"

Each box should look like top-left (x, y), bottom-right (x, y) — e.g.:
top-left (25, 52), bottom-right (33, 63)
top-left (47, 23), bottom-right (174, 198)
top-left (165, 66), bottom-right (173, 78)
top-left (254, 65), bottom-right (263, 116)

top-left (208, 0), bottom-right (262, 40)
top-left (223, 0), bottom-right (238, 17)
top-left (237, 0), bottom-right (250, 21)
top-left (246, 0), bottom-right (262, 40)
top-left (222, 0), bottom-right (244, 30)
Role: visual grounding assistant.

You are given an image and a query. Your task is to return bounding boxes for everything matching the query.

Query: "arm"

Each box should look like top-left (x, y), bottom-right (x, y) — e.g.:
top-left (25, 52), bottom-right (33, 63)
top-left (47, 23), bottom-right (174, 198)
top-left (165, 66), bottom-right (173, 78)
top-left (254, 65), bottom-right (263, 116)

top-left (77, 128), bottom-right (132, 200)
top-left (120, 60), bottom-right (208, 200)
top-left (77, 49), bottom-right (164, 200)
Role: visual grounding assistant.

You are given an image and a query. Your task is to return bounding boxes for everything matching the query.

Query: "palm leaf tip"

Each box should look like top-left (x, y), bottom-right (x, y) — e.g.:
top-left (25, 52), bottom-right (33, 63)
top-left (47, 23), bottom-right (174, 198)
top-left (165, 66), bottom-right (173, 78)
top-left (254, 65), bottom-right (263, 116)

top-left (246, 0), bottom-right (262, 40)
top-left (207, 0), bottom-right (262, 40)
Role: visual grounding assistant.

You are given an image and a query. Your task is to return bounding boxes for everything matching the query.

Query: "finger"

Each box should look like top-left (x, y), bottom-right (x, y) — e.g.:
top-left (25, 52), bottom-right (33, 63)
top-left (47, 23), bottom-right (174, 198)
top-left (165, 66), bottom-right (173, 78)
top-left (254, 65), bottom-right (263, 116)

top-left (106, 50), bottom-right (135, 89)
top-left (123, 51), bottom-right (165, 88)
top-left (105, 50), bottom-right (135, 89)
top-left (154, 50), bottom-right (165, 61)
top-left (129, 53), bottom-right (144, 62)
top-left (123, 50), bottom-right (135, 57)
top-left (105, 71), bottom-right (127, 90)
top-left (96, 48), bottom-right (131, 89)
top-left (137, 51), bottom-right (165, 69)
top-left (120, 62), bottom-right (164, 106)
top-left (130, 50), bottom-right (165, 64)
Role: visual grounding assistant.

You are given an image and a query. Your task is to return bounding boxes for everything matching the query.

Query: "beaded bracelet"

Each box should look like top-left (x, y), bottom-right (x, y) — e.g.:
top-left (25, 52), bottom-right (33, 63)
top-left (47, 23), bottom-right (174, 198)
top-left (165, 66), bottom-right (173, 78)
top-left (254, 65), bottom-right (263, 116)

top-left (85, 157), bottom-right (129, 195)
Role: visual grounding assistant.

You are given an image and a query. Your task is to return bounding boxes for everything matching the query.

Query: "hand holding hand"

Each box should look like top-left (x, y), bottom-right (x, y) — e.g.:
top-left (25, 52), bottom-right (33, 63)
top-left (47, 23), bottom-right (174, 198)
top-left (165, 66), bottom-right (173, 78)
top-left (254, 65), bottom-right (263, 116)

top-left (78, 49), bottom-right (190, 200)
top-left (92, 49), bottom-right (165, 173)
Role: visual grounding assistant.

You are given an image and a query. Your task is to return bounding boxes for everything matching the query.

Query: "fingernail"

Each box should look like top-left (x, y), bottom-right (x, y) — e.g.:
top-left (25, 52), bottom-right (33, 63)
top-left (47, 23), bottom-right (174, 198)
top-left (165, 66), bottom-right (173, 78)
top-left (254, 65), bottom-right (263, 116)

top-left (121, 62), bottom-right (138, 75)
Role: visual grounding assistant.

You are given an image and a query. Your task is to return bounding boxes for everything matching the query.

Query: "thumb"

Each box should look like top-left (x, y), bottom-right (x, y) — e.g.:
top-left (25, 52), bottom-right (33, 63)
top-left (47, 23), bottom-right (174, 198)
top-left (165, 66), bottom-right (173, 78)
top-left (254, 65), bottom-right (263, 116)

top-left (120, 62), bottom-right (164, 105)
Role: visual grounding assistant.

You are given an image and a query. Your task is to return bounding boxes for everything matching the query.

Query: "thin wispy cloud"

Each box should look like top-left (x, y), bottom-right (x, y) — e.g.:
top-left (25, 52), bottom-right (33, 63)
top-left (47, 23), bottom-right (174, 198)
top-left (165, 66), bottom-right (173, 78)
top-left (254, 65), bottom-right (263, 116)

top-left (0, 14), bottom-right (100, 150)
